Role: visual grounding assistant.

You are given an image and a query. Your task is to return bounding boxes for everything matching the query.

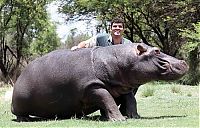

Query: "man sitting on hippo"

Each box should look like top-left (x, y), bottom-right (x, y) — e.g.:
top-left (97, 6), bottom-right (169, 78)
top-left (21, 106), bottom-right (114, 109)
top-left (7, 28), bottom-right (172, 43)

top-left (71, 17), bottom-right (141, 119)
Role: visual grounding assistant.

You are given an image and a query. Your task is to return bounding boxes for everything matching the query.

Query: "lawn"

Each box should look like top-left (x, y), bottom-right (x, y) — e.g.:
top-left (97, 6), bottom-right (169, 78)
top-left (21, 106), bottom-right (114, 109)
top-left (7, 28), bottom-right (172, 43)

top-left (0, 82), bottom-right (199, 127)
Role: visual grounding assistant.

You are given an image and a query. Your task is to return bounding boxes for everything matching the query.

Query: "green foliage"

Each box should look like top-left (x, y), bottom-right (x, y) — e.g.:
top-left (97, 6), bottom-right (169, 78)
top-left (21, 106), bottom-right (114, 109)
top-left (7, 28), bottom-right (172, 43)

top-left (60, 0), bottom-right (199, 56)
top-left (180, 22), bottom-right (200, 85)
top-left (64, 29), bottom-right (91, 49)
top-left (181, 22), bottom-right (200, 52)
top-left (30, 22), bottom-right (61, 57)
top-left (0, 0), bottom-right (60, 83)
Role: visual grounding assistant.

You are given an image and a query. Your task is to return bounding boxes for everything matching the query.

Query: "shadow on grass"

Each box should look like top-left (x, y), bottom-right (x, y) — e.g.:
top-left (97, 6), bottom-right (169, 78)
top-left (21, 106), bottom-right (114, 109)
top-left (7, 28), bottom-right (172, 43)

top-left (82, 115), bottom-right (187, 121)
top-left (11, 115), bottom-right (107, 122)
top-left (12, 117), bottom-right (51, 122)
top-left (140, 115), bottom-right (187, 120)
top-left (11, 115), bottom-right (104, 122)
top-left (12, 115), bottom-right (187, 122)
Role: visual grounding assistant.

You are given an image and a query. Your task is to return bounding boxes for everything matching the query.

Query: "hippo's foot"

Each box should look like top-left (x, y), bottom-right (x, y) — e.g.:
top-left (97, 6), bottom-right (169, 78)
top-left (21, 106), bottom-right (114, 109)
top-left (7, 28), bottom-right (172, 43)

top-left (108, 114), bottom-right (126, 121)
top-left (122, 111), bottom-right (141, 119)
top-left (120, 107), bottom-right (141, 119)
top-left (100, 110), bottom-right (126, 121)
top-left (118, 92), bottom-right (141, 119)
top-left (129, 114), bottom-right (140, 119)
top-left (86, 88), bottom-right (127, 121)
top-left (100, 115), bottom-right (126, 121)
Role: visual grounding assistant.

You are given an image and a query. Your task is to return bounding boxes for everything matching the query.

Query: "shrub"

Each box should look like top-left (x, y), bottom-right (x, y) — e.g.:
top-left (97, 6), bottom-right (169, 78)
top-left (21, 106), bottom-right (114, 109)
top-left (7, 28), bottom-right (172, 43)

top-left (171, 85), bottom-right (181, 94)
top-left (141, 86), bottom-right (155, 97)
top-left (187, 92), bottom-right (192, 97)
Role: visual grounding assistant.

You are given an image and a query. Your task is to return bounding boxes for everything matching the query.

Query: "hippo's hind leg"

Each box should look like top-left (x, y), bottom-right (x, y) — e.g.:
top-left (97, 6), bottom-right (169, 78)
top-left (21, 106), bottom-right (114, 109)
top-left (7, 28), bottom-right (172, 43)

top-left (85, 86), bottom-right (126, 121)
top-left (118, 88), bottom-right (140, 119)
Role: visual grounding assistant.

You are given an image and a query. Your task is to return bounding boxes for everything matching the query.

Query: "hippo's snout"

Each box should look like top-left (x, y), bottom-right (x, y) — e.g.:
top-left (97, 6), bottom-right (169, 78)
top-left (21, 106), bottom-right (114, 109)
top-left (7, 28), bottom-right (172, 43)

top-left (172, 60), bottom-right (189, 75)
top-left (158, 57), bottom-right (189, 80)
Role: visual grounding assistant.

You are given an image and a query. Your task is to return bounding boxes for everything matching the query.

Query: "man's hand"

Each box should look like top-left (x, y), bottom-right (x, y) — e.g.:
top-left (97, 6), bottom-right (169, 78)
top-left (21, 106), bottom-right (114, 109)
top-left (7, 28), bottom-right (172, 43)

top-left (71, 46), bottom-right (79, 50)
top-left (71, 41), bottom-right (88, 50)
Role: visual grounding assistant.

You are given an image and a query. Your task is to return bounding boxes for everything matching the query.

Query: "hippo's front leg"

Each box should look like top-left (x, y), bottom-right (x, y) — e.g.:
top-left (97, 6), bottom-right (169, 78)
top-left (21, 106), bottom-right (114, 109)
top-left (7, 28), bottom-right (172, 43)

top-left (119, 88), bottom-right (140, 119)
top-left (86, 87), bottom-right (126, 121)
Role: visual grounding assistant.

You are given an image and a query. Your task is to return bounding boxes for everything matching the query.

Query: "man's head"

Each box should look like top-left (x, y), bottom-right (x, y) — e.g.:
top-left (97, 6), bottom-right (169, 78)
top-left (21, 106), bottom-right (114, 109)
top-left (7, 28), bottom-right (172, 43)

top-left (110, 17), bottom-right (125, 28)
top-left (110, 17), bottom-right (125, 36)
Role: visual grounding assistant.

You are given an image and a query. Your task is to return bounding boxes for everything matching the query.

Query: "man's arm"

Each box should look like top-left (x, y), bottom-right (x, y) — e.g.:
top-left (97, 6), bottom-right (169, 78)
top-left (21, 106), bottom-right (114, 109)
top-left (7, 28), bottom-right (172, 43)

top-left (71, 41), bottom-right (87, 50)
top-left (71, 36), bottom-right (97, 50)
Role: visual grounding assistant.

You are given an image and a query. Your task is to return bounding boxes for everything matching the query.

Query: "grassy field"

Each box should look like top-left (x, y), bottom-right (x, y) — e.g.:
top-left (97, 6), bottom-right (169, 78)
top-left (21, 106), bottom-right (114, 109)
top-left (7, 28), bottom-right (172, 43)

top-left (0, 82), bottom-right (199, 127)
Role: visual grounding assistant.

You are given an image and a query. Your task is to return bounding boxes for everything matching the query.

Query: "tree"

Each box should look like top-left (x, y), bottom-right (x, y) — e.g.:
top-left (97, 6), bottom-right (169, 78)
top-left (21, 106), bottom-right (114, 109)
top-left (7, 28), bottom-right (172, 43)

top-left (30, 21), bottom-right (61, 57)
top-left (60, 0), bottom-right (199, 56)
top-left (65, 28), bottom-right (91, 49)
top-left (180, 22), bottom-right (200, 85)
top-left (0, 0), bottom-right (59, 83)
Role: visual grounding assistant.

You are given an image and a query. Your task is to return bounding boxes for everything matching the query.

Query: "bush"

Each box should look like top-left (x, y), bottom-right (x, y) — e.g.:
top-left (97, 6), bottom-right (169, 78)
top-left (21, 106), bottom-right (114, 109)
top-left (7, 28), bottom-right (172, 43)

top-left (180, 22), bottom-right (200, 86)
top-left (171, 85), bottom-right (181, 94)
top-left (141, 86), bottom-right (155, 97)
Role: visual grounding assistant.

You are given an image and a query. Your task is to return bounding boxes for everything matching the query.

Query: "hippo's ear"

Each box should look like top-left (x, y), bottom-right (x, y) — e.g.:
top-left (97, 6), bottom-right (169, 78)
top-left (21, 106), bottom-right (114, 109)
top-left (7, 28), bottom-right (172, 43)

top-left (137, 45), bottom-right (147, 55)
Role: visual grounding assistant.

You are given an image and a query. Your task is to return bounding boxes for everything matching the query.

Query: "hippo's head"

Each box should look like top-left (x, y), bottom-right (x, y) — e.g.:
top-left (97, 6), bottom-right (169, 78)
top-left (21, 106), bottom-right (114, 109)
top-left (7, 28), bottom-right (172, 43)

top-left (132, 43), bottom-right (189, 82)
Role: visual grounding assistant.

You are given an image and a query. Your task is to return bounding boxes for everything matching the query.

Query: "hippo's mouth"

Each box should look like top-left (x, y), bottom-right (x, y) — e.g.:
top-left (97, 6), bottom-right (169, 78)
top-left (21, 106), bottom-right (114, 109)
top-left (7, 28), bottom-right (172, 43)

top-left (155, 57), bottom-right (189, 78)
top-left (154, 58), bottom-right (169, 72)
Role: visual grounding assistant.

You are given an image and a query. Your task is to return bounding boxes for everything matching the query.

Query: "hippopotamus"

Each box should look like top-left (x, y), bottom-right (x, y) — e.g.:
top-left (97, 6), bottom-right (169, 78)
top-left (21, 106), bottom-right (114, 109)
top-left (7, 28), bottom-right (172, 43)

top-left (11, 43), bottom-right (188, 121)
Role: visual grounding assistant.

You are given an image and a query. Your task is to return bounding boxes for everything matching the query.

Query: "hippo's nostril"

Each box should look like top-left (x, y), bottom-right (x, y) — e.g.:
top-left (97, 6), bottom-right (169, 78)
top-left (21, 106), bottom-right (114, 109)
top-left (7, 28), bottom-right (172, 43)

top-left (180, 60), bottom-right (189, 71)
top-left (171, 60), bottom-right (189, 74)
top-left (181, 60), bottom-right (188, 66)
top-left (155, 49), bottom-right (160, 55)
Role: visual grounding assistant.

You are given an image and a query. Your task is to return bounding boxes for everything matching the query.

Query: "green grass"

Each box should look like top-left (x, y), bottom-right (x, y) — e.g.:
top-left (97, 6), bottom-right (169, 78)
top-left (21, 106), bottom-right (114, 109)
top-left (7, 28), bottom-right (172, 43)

top-left (0, 82), bottom-right (199, 127)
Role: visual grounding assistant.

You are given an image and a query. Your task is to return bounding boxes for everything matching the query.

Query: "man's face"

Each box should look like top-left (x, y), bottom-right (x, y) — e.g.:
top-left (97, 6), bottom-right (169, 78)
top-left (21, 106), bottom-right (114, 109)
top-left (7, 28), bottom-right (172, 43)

top-left (110, 23), bottom-right (124, 36)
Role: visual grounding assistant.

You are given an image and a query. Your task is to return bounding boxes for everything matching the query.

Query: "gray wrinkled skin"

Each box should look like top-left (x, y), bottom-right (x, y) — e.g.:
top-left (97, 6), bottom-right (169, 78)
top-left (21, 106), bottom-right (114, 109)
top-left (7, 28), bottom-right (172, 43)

top-left (11, 43), bottom-right (189, 121)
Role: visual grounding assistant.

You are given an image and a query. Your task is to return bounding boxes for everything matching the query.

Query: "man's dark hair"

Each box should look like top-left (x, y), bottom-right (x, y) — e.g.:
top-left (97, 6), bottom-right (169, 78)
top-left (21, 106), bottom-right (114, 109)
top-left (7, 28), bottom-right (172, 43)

top-left (111, 17), bottom-right (125, 28)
